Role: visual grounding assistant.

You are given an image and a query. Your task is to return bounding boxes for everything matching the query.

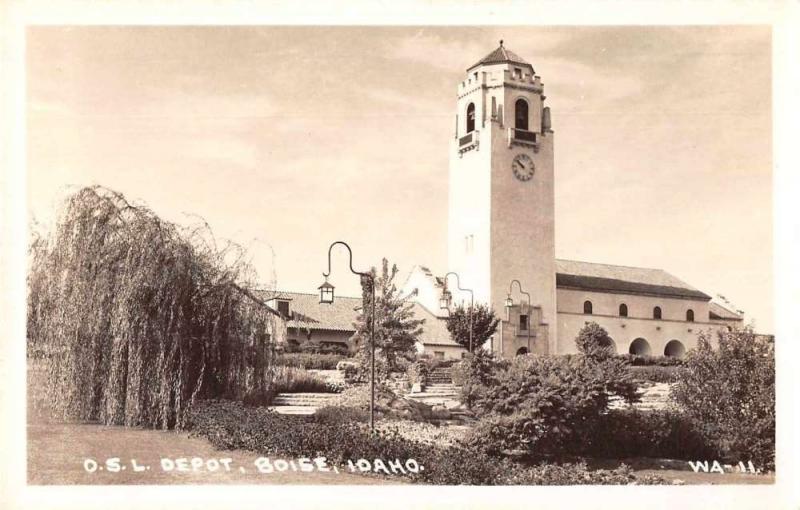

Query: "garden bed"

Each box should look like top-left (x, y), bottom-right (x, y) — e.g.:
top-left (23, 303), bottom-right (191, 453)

top-left (187, 399), bottom-right (667, 485)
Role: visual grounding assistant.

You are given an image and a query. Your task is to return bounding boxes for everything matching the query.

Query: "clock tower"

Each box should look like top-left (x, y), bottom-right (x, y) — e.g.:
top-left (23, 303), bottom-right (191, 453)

top-left (447, 41), bottom-right (557, 355)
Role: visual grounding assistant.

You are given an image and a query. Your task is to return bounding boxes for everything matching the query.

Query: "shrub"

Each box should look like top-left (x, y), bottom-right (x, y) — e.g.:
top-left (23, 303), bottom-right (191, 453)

top-left (463, 343), bottom-right (640, 456)
top-left (672, 328), bottom-right (775, 471)
top-left (504, 461), bottom-right (664, 485)
top-left (242, 387), bottom-right (278, 407)
top-left (188, 400), bottom-right (663, 485)
top-left (351, 348), bottom-right (391, 383)
top-left (575, 322), bottom-right (616, 361)
top-left (337, 360), bottom-right (361, 383)
top-left (450, 349), bottom-right (507, 409)
top-left (628, 365), bottom-right (686, 384)
top-left (313, 405), bottom-right (369, 425)
top-left (269, 366), bottom-right (340, 394)
top-left (274, 353), bottom-right (346, 370)
top-left (406, 361), bottom-right (428, 386)
top-left (326, 384), bottom-right (434, 422)
top-left (285, 340), bottom-right (350, 356)
top-left (619, 354), bottom-right (684, 367)
top-left (571, 409), bottom-right (715, 460)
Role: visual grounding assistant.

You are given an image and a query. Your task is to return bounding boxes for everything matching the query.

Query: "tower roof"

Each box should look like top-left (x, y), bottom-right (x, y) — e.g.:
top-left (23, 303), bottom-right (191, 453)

top-left (467, 40), bottom-right (533, 72)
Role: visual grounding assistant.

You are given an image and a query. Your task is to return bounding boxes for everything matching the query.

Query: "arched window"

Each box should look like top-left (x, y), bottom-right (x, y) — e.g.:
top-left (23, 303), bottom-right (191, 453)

top-left (629, 338), bottom-right (652, 356)
top-left (619, 303), bottom-right (628, 317)
top-left (466, 103), bottom-right (475, 133)
top-left (516, 347), bottom-right (529, 356)
top-left (664, 340), bottom-right (686, 358)
top-left (686, 309), bottom-right (695, 322)
top-left (515, 98), bottom-right (529, 131)
top-left (583, 300), bottom-right (593, 314)
top-left (653, 306), bottom-right (662, 320)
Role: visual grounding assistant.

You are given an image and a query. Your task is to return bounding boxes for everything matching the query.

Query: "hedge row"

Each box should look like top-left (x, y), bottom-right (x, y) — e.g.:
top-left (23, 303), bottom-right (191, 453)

top-left (274, 353), bottom-right (347, 370)
top-left (187, 400), bottom-right (664, 485)
top-left (628, 365), bottom-right (686, 384)
top-left (571, 408), bottom-right (716, 460)
top-left (617, 354), bottom-right (684, 367)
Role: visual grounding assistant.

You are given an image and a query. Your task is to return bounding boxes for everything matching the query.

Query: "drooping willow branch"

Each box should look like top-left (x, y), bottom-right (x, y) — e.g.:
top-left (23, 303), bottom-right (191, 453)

top-left (27, 186), bottom-right (282, 429)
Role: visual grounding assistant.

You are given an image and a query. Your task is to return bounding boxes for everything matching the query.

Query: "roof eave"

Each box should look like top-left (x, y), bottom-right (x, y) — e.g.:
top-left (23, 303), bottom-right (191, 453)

top-left (556, 273), bottom-right (712, 301)
top-left (466, 60), bottom-right (533, 73)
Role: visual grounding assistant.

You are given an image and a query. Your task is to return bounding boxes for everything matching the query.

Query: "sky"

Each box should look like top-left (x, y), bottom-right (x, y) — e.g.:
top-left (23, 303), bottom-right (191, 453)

top-left (26, 26), bottom-right (773, 332)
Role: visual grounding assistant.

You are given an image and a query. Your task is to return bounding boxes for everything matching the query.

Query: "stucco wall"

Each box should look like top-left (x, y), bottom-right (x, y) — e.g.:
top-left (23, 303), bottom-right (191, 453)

top-left (496, 303), bottom-right (548, 357)
top-left (489, 121), bottom-right (556, 353)
top-left (401, 267), bottom-right (446, 318)
top-left (447, 105), bottom-right (492, 305)
top-left (556, 288), bottom-right (725, 355)
top-left (287, 327), bottom-right (352, 346)
top-left (418, 343), bottom-right (467, 360)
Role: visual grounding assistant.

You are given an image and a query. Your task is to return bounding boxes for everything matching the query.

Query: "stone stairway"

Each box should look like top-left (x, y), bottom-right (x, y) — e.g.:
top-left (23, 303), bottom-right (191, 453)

top-left (427, 366), bottom-right (454, 384)
top-left (268, 392), bottom-right (337, 415)
top-left (406, 382), bottom-right (460, 406)
top-left (609, 383), bottom-right (673, 411)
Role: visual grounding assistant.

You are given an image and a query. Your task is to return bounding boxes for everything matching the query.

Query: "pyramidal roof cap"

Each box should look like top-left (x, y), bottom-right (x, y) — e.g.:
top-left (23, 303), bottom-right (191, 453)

top-left (468, 40), bottom-right (533, 72)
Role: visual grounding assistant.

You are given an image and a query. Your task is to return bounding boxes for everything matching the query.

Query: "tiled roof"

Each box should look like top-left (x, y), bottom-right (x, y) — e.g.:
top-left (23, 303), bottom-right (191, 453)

top-left (261, 289), bottom-right (459, 347)
top-left (263, 291), bottom-right (363, 332)
top-left (555, 259), bottom-right (712, 301)
top-left (709, 301), bottom-right (743, 321)
top-left (411, 302), bottom-right (461, 347)
top-left (468, 42), bottom-right (533, 72)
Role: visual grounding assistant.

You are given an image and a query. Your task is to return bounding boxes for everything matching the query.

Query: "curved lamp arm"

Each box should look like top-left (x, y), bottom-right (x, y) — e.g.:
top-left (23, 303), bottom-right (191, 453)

top-left (323, 241), bottom-right (372, 279)
top-left (508, 279), bottom-right (531, 307)
top-left (443, 271), bottom-right (474, 302)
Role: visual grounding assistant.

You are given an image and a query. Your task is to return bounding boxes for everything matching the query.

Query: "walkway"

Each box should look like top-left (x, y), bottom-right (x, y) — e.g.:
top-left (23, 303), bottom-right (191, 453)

top-left (27, 419), bottom-right (397, 485)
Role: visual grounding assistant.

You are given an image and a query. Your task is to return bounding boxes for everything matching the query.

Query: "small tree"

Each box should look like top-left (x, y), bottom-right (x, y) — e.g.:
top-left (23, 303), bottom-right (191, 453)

top-left (451, 349), bottom-right (507, 409)
top-left (575, 321), bottom-right (616, 361)
top-left (350, 259), bottom-right (425, 374)
top-left (672, 327), bottom-right (775, 470)
top-left (445, 303), bottom-right (499, 353)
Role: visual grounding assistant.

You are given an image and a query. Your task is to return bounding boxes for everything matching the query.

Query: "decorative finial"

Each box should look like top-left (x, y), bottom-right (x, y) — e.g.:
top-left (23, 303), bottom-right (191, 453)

top-left (499, 39), bottom-right (504, 47)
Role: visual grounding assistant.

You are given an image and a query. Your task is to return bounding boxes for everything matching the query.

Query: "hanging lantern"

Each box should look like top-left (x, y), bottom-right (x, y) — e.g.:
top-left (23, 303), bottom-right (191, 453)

top-left (318, 279), bottom-right (335, 304)
top-left (439, 289), bottom-right (452, 310)
top-left (505, 294), bottom-right (514, 308)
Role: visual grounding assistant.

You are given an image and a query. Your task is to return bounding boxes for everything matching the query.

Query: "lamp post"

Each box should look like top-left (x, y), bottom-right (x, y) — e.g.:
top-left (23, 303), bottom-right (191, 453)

top-left (505, 279), bottom-right (532, 353)
top-left (319, 241), bottom-right (376, 433)
top-left (440, 272), bottom-right (474, 353)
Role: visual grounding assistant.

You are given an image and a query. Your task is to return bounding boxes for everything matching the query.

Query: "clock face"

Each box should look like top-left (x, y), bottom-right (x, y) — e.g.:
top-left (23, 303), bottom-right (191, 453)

top-left (512, 154), bottom-right (535, 181)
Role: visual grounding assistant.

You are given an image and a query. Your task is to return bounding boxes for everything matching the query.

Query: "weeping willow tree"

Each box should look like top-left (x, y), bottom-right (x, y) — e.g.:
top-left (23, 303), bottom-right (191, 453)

top-left (27, 186), bottom-right (282, 429)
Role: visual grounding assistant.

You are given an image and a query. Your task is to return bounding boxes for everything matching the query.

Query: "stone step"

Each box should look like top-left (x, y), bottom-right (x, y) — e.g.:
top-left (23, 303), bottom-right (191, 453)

top-left (272, 395), bottom-right (337, 401)
top-left (268, 405), bottom-right (318, 415)
top-left (272, 393), bottom-right (338, 407)
top-left (406, 396), bottom-right (459, 405)
top-left (272, 398), bottom-right (330, 406)
top-left (272, 399), bottom-right (335, 405)
top-left (274, 393), bottom-right (336, 397)
top-left (408, 391), bottom-right (459, 398)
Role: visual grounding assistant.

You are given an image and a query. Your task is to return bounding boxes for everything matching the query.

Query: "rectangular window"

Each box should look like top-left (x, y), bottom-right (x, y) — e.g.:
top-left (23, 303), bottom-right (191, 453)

top-left (514, 67), bottom-right (522, 79)
top-left (277, 300), bottom-right (290, 317)
top-left (519, 314), bottom-right (529, 331)
top-left (434, 351), bottom-right (445, 359)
